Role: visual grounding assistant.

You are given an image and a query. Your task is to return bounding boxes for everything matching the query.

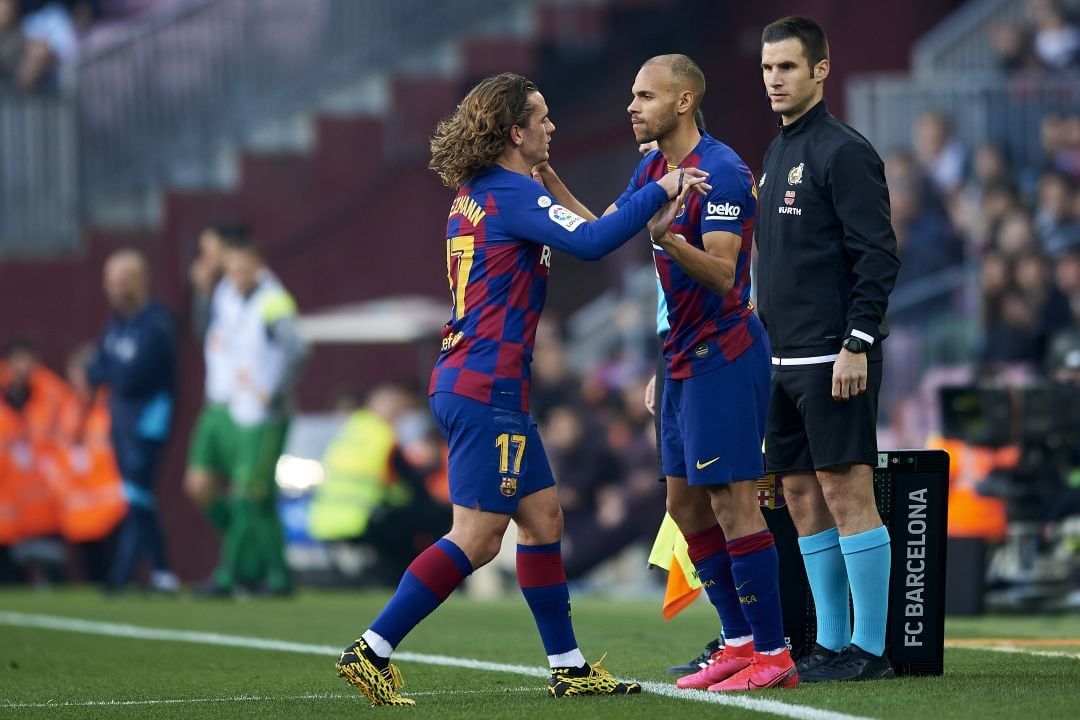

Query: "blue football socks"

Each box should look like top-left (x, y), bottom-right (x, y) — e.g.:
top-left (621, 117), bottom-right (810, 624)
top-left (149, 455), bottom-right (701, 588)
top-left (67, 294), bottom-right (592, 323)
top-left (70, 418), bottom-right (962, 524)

top-left (798, 527), bottom-right (851, 652)
top-left (839, 525), bottom-right (891, 656)
top-left (369, 538), bottom-right (473, 651)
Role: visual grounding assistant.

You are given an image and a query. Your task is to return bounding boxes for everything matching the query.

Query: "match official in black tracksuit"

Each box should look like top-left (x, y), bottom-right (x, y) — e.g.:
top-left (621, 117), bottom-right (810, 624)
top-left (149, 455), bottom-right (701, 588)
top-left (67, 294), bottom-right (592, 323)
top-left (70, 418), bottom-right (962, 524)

top-left (756, 17), bottom-right (900, 683)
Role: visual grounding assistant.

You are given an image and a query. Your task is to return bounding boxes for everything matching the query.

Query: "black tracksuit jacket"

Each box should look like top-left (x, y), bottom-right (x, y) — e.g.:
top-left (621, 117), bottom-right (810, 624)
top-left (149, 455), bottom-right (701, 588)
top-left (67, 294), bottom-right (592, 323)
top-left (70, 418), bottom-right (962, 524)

top-left (755, 100), bottom-right (900, 364)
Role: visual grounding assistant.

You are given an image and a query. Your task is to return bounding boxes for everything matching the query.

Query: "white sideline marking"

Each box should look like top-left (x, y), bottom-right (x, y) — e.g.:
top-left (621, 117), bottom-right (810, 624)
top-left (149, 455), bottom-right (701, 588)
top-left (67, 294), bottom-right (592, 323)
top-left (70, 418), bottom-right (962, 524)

top-left (0, 611), bottom-right (874, 720)
top-left (0, 693), bottom-right (350, 709)
top-left (0, 688), bottom-right (539, 710)
top-left (944, 642), bottom-right (1080, 660)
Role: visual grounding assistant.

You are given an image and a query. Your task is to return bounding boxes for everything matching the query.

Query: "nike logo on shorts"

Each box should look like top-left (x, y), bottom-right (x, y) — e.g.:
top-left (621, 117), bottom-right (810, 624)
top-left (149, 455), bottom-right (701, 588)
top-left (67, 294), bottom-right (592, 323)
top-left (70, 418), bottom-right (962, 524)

top-left (695, 457), bottom-right (720, 469)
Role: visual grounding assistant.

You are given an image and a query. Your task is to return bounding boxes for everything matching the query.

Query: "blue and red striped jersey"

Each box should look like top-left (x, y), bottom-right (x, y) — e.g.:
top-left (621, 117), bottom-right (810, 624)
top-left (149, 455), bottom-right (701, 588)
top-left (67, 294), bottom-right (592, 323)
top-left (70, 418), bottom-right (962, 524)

top-left (617, 132), bottom-right (761, 379)
top-left (430, 164), bottom-right (668, 411)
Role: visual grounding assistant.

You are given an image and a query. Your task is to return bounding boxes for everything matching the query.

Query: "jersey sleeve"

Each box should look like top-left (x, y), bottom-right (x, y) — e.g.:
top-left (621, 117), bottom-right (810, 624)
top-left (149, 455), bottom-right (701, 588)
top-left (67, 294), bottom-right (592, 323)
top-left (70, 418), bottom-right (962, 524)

top-left (699, 156), bottom-right (755, 236)
top-left (613, 153), bottom-right (653, 209)
top-left (828, 140), bottom-right (900, 343)
top-left (499, 174), bottom-right (668, 261)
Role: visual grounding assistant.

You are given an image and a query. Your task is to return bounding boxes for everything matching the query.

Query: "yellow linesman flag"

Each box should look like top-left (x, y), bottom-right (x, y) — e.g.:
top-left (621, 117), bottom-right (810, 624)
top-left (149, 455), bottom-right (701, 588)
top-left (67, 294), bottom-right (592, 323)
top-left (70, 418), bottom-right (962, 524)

top-left (648, 513), bottom-right (701, 620)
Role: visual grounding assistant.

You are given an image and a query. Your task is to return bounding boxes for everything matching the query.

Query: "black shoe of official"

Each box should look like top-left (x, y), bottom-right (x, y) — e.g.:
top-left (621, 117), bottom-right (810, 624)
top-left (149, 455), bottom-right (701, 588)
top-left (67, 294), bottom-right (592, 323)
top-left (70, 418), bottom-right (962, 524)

top-left (799, 644), bottom-right (894, 682)
top-left (667, 638), bottom-right (723, 674)
top-left (795, 643), bottom-right (841, 677)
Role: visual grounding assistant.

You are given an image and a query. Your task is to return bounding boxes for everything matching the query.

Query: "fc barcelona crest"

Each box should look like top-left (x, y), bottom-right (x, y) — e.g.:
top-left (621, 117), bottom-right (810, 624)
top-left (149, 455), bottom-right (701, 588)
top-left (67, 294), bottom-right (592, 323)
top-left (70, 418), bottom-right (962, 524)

top-left (756, 474), bottom-right (786, 510)
top-left (500, 476), bottom-right (518, 497)
top-left (787, 163), bottom-right (804, 185)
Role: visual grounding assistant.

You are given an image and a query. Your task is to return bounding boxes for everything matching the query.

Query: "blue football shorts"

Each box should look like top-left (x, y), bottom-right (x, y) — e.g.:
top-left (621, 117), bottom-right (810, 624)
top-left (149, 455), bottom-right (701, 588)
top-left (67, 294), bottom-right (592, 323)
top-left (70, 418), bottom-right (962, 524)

top-left (660, 336), bottom-right (770, 485)
top-left (429, 392), bottom-right (556, 514)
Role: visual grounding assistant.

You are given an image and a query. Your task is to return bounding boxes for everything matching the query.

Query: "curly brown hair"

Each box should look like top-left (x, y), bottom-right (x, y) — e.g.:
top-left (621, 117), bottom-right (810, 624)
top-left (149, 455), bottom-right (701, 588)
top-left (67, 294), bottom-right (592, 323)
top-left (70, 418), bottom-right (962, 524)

top-left (429, 73), bottom-right (539, 189)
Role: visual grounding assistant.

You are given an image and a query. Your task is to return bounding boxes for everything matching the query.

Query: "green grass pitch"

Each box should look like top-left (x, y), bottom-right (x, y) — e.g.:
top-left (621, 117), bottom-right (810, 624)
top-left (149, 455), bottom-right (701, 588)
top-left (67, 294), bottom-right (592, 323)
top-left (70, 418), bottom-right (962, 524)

top-left (1, 588), bottom-right (1078, 719)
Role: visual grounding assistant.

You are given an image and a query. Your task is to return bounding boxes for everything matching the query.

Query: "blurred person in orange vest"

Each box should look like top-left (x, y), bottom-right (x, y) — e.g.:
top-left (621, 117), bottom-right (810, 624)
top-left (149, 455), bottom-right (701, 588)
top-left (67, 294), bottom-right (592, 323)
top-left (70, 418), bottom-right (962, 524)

top-left (0, 340), bottom-right (69, 444)
top-left (56, 344), bottom-right (128, 584)
top-left (0, 340), bottom-right (71, 584)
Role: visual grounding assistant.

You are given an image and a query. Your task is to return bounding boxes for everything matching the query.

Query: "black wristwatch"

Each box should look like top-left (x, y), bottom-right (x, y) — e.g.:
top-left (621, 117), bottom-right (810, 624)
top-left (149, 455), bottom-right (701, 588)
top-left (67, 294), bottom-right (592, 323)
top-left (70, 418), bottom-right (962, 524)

top-left (842, 336), bottom-right (868, 354)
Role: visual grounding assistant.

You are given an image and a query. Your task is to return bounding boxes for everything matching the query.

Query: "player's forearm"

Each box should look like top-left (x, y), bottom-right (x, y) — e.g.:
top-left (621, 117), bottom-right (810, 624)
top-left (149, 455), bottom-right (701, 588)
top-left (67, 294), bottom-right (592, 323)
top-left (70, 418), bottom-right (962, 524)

top-left (537, 166), bottom-right (598, 221)
top-left (654, 232), bottom-right (734, 296)
top-left (563, 183), bottom-right (667, 260)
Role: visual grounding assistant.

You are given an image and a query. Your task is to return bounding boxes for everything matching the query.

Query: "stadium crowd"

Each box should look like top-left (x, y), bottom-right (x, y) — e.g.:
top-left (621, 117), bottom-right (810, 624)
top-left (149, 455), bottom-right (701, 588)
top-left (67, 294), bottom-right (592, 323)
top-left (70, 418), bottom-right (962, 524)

top-left (882, 106), bottom-right (1080, 446)
top-left (0, 1), bottom-right (222, 93)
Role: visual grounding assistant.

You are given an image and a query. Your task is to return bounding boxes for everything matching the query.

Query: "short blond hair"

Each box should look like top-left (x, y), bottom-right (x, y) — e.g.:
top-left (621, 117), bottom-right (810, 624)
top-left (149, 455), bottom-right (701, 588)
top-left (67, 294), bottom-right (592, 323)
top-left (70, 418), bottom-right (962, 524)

top-left (643, 54), bottom-right (706, 112)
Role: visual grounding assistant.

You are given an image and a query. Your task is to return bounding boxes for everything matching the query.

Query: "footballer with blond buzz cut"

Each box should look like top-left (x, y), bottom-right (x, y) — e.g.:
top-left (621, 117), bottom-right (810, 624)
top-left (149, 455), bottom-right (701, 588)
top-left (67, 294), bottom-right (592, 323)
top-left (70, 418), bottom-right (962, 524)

top-left (536, 54), bottom-right (795, 693)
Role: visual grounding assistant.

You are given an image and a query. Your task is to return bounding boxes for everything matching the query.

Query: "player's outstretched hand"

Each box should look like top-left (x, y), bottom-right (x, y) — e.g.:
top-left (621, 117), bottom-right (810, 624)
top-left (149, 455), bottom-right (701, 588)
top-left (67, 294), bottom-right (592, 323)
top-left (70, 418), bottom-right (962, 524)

top-left (648, 180), bottom-right (695, 241)
top-left (656, 167), bottom-right (710, 200)
top-left (644, 373), bottom-right (657, 416)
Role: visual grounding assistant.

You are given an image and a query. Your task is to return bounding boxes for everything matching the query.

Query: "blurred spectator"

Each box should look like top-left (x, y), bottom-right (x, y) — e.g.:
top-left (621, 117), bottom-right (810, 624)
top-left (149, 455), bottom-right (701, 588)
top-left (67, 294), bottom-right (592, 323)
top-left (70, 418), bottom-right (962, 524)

top-left (19, 0), bottom-right (77, 89)
top-left (529, 320), bottom-right (578, 423)
top-left (989, 0), bottom-right (1080, 73)
top-left (88, 248), bottom-right (179, 592)
top-left (1029, 0), bottom-right (1080, 71)
top-left (885, 149), bottom-right (950, 216)
top-left (182, 223), bottom-right (266, 588)
top-left (195, 229), bottom-right (307, 597)
top-left (543, 396), bottom-right (662, 580)
top-left (0, 340), bottom-right (67, 442)
top-left (56, 343), bottom-right (127, 584)
top-left (544, 404), bottom-right (624, 578)
top-left (955, 145), bottom-right (1012, 236)
top-left (1015, 250), bottom-right (1072, 343)
top-left (972, 143), bottom-right (1013, 190)
top-left (1035, 170), bottom-right (1080, 256)
top-left (1042, 114), bottom-right (1080, 181)
top-left (993, 209), bottom-right (1040, 257)
top-left (985, 289), bottom-right (1043, 368)
top-left (979, 252), bottom-right (1038, 369)
top-left (0, 0), bottom-right (51, 90)
top-left (974, 183), bottom-right (1022, 255)
top-left (308, 385), bottom-right (450, 585)
top-left (914, 110), bottom-right (967, 197)
top-left (0, 340), bottom-right (69, 585)
top-left (886, 151), bottom-right (964, 324)
top-left (1055, 248), bottom-right (1080, 314)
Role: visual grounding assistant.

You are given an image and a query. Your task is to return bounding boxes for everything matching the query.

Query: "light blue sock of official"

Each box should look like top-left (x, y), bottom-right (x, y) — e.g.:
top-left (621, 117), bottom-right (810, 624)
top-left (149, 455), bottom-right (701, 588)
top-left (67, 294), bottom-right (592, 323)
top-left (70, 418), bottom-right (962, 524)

top-left (839, 525), bottom-right (891, 657)
top-left (797, 527), bottom-right (851, 653)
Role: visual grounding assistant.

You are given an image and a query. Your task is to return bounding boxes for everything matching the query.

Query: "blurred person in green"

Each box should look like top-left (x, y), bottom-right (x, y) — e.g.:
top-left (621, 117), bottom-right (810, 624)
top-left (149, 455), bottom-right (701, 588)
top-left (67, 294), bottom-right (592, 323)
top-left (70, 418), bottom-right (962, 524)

top-left (185, 224), bottom-right (258, 588)
top-left (197, 228), bottom-right (308, 596)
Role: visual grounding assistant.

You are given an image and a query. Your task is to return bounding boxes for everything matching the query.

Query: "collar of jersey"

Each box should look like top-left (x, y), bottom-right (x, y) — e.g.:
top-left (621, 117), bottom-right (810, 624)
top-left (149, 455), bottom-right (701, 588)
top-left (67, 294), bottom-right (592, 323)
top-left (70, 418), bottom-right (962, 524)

top-left (777, 99), bottom-right (827, 137)
top-left (657, 131), bottom-right (712, 171)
